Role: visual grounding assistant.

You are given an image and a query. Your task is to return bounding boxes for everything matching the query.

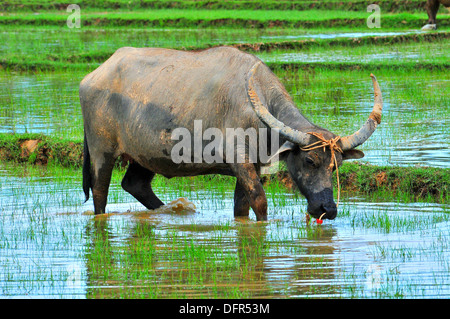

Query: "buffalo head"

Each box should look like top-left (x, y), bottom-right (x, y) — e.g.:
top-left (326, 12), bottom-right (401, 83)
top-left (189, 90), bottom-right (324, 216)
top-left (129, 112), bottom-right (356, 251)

top-left (246, 62), bottom-right (383, 220)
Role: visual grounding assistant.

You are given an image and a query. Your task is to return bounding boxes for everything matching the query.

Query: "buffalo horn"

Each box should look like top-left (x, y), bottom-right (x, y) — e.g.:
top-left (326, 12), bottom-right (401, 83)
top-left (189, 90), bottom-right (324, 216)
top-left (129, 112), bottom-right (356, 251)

top-left (340, 74), bottom-right (383, 151)
top-left (246, 61), bottom-right (312, 146)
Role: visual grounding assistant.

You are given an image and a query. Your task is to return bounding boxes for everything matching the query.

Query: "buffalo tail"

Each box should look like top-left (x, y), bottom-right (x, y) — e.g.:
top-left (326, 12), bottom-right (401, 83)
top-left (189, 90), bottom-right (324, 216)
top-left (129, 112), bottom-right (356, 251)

top-left (82, 131), bottom-right (92, 203)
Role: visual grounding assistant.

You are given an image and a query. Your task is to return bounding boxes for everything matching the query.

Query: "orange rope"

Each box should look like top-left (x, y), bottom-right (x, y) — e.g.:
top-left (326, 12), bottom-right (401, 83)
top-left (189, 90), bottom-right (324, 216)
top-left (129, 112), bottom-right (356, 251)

top-left (300, 132), bottom-right (343, 209)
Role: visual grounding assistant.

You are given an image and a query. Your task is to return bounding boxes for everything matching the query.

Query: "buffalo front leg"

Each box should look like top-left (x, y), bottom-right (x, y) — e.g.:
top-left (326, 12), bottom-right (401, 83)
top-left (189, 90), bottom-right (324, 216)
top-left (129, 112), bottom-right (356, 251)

top-left (234, 180), bottom-right (250, 218)
top-left (91, 153), bottom-right (116, 215)
top-left (121, 162), bottom-right (164, 210)
top-left (230, 163), bottom-right (267, 221)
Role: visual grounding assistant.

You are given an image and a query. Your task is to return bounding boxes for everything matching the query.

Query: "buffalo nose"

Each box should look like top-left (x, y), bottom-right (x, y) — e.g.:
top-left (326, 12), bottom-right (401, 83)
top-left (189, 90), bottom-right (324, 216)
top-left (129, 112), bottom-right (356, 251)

top-left (321, 203), bottom-right (337, 220)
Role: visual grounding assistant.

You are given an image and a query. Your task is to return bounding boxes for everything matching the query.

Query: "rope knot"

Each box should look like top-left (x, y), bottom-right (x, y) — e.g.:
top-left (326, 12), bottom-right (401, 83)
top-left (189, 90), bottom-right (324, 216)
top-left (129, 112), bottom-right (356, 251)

top-left (300, 132), bottom-right (343, 209)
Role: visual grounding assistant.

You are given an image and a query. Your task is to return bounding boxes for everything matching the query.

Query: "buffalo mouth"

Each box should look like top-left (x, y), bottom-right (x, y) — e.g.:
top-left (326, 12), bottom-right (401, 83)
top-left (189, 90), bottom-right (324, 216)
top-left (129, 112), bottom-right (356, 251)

top-left (306, 189), bottom-right (337, 220)
top-left (307, 202), bottom-right (337, 220)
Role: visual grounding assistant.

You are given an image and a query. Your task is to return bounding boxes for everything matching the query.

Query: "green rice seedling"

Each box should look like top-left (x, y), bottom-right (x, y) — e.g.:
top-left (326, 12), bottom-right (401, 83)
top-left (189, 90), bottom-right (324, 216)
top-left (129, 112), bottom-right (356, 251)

top-left (0, 0), bottom-right (432, 13)
top-left (1, 8), bottom-right (446, 30)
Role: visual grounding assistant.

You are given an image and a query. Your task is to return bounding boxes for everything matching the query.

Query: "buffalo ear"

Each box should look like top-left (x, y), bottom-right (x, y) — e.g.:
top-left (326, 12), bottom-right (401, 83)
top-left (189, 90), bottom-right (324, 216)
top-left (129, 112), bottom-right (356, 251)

top-left (267, 141), bottom-right (296, 163)
top-left (342, 149), bottom-right (365, 160)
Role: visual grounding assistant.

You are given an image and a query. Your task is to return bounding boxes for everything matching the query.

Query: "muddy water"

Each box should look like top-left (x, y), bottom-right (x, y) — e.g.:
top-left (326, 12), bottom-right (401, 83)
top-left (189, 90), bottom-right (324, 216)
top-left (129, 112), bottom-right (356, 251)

top-left (0, 165), bottom-right (449, 298)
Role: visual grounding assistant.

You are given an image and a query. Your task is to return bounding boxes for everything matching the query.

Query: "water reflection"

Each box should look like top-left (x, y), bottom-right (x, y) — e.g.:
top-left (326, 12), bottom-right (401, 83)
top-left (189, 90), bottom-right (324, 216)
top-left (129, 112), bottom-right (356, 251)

top-left (79, 209), bottom-right (343, 298)
top-left (75, 197), bottom-right (450, 299)
top-left (1, 162), bottom-right (449, 298)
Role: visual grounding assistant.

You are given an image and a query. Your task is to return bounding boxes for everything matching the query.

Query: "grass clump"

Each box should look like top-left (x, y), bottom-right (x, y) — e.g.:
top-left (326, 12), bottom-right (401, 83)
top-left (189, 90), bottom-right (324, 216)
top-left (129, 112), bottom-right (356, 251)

top-left (339, 162), bottom-right (449, 203)
top-left (0, 133), bottom-right (83, 167)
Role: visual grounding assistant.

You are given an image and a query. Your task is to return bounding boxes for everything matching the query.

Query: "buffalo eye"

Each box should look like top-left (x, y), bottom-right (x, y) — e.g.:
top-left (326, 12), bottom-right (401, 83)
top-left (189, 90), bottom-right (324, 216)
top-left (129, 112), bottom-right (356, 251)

top-left (305, 156), bottom-right (319, 168)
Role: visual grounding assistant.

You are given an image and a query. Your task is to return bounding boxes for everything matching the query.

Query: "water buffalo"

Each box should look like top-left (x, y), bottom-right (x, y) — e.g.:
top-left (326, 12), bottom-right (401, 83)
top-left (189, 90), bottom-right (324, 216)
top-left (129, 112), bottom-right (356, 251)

top-left (80, 46), bottom-right (382, 221)
top-left (422, 0), bottom-right (450, 30)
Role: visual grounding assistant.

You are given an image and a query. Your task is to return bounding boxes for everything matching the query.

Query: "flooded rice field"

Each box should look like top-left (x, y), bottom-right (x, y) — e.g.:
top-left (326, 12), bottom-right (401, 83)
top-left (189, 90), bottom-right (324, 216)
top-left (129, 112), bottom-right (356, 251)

top-left (0, 163), bottom-right (449, 298)
top-left (0, 20), bottom-right (449, 299)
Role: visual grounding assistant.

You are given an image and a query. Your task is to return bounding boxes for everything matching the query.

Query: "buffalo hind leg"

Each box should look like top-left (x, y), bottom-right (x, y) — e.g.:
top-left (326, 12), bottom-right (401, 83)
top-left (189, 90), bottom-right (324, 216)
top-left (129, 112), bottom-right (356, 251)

top-left (121, 162), bottom-right (164, 210)
top-left (230, 163), bottom-right (267, 221)
top-left (426, 0), bottom-right (441, 24)
top-left (234, 180), bottom-right (250, 218)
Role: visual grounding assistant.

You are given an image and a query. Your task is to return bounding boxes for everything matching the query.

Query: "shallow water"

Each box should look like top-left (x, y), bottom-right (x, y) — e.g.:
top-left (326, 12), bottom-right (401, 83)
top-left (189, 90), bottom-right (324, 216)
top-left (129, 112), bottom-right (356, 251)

top-left (260, 30), bottom-right (429, 40)
top-left (0, 72), bottom-right (83, 139)
top-left (0, 164), bottom-right (449, 298)
top-left (260, 48), bottom-right (447, 64)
